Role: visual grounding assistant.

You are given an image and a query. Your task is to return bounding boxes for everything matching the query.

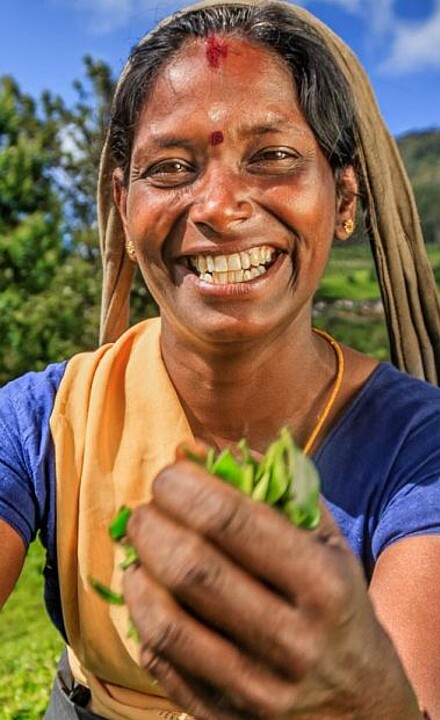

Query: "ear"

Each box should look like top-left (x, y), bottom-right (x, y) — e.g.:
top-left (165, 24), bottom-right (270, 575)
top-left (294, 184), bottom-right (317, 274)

top-left (334, 165), bottom-right (358, 242)
top-left (113, 168), bottom-right (137, 262)
top-left (113, 167), bottom-right (129, 237)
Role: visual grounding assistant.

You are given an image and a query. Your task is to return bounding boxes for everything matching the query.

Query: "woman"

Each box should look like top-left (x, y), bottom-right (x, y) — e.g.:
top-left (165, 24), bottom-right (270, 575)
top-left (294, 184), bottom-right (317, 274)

top-left (1, 1), bottom-right (440, 718)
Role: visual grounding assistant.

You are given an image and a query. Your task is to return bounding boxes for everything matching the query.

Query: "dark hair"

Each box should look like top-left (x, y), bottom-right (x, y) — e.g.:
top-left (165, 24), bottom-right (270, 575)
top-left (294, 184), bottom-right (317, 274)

top-left (109, 3), bottom-right (358, 182)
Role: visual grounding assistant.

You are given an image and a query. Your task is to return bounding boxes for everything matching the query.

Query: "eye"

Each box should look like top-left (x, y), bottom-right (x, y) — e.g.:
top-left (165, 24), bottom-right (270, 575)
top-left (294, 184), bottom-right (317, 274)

top-left (143, 159), bottom-right (196, 187)
top-left (248, 147), bottom-right (302, 174)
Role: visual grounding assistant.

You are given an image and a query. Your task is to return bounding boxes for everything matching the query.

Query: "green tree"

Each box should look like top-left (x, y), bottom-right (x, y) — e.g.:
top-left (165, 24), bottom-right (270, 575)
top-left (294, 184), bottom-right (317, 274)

top-left (42, 57), bottom-right (157, 346)
top-left (0, 76), bottom-right (67, 383)
top-left (0, 59), bottom-right (158, 386)
top-left (398, 130), bottom-right (440, 244)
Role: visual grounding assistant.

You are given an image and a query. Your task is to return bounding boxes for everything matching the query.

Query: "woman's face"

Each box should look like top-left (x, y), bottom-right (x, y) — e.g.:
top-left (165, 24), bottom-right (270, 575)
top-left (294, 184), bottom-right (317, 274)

top-left (115, 37), bottom-right (356, 347)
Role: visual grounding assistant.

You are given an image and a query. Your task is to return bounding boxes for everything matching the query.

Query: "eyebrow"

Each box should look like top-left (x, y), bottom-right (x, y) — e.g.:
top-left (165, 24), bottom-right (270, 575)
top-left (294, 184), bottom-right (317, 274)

top-left (137, 135), bottom-right (195, 150)
top-left (236, 120), bottom-right (310, 139)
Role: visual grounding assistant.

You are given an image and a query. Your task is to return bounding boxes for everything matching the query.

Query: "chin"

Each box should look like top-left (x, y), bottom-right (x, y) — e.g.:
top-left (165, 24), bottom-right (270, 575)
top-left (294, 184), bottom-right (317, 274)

top-left (182, 312), bottom-right (284, 349)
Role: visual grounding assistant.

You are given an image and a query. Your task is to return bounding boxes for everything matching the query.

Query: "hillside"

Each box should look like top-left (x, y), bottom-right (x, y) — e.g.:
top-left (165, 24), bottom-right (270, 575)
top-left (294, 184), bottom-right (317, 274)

top-left (397, 128), bottom-right (440, 244)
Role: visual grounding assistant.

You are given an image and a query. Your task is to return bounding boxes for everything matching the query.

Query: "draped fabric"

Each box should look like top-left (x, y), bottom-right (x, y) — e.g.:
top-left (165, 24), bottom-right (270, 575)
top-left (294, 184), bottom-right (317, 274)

top-left (98, 0), bottom-right (440, 383)
top-left (51, 318), bottom-right (196, 719)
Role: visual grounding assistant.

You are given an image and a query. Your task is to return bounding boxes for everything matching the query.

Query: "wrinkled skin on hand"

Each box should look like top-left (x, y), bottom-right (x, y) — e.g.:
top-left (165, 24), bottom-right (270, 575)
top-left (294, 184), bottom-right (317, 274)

top-left (123, 460), bottom-right (421, 720)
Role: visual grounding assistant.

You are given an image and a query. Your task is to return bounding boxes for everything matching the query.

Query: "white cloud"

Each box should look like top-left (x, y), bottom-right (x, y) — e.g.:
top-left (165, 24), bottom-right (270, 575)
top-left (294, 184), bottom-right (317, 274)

top-left (381, 1), bottom-right (440, 74)
top-left (303, 0), bottom-right (440, 74)
top-left (366, 0), bottom-right (394, 37)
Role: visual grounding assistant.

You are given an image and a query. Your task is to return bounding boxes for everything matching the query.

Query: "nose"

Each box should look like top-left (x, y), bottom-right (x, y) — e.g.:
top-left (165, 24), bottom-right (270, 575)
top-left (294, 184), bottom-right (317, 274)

top-left (189, 166), bottom-right (253, 235)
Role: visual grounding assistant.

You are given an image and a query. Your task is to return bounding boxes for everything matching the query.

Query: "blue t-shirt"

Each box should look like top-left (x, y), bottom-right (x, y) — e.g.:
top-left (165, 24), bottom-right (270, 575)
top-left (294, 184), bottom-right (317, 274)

top-left (1, 361), bottom-right (440, 640)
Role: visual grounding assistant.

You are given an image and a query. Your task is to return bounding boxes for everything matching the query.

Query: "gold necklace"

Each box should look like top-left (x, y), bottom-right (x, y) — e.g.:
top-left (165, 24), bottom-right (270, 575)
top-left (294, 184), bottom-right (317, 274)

top-left (303, 328), bottom-right (344, 456)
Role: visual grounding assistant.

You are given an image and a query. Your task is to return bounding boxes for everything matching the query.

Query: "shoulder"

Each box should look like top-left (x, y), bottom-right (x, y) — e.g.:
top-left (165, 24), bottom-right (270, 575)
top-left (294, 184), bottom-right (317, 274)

top-left (324, 361), bottom-right (440, 474)
top-left (337, 362), bottom-right (440, 439)
top-left (317, 363), bottom-right (440, 570)
top-left (0, 362), bottom-right (68, 440)
top-left (0, 362), bottom-right (68, 548)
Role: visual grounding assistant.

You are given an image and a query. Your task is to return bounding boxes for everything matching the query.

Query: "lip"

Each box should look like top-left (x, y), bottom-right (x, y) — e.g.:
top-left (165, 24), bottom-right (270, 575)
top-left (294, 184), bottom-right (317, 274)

top-left (173, 250), bottom-right (288, 298)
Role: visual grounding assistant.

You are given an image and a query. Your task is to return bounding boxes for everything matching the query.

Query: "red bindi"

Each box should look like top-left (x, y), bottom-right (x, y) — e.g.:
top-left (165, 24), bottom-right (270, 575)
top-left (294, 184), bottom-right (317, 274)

top-left (206, 35), bottom-right (228, 69)
top-left (209, 131), bottom-right (224, 146)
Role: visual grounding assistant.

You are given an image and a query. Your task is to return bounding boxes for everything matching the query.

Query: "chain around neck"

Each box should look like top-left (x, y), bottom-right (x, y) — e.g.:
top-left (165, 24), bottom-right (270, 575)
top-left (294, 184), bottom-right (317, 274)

top-left (303, 328), bottom-right (344, 456)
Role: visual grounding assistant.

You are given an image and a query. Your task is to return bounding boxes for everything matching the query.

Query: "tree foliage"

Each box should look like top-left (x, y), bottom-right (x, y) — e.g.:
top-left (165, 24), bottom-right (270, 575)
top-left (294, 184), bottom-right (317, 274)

top-left (0, 77), bottom-right (66, 383)
top-left (398, 130), bottom-right (440, 245)
top-left (0, 59), bottom-right (156, 386)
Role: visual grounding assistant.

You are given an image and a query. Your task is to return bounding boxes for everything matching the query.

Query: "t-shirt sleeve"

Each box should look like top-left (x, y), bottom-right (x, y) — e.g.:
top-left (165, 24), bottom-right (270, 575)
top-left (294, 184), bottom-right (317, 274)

top-left (0, 363), bottom-right (67, 548)
top-left (371, 409), bottom-right (440, 560)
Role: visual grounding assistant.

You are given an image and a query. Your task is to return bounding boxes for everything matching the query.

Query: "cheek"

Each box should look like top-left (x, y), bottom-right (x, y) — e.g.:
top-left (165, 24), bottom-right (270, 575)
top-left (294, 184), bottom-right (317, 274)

top-left (126, 189), bottom-right (176, 252)
top-left (262, 177), bottom-right (336, 235)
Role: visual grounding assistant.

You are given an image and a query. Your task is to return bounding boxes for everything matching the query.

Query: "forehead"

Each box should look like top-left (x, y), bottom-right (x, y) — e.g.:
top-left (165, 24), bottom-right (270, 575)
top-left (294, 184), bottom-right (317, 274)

top-left (137, 37), bottom-right (302, 129)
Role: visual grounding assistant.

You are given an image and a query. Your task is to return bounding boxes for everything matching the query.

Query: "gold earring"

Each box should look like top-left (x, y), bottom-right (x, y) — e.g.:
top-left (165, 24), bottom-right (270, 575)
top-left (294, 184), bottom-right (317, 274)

top-left (342, 218), bottom-right (355, 237)
top-left (125, 240), bottom-right (136, 260)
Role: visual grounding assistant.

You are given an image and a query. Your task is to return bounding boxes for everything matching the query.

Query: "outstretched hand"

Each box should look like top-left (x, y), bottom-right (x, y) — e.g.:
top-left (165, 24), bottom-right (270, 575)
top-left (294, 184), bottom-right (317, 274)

top-left (123, 457), bottom-right (421, 720)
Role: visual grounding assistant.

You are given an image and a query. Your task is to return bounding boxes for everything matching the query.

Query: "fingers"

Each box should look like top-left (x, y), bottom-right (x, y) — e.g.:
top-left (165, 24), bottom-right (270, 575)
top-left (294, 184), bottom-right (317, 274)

top-left (126, 503), bottom-right (316, 676)
top-left (123, 461), bottom-right (377, 720)
top-left (150, 460), bottom-right (358, 607)
top-left (123, 565), bottom-right (298, 718)
top-left (139, 657), bottom-right (258, 720)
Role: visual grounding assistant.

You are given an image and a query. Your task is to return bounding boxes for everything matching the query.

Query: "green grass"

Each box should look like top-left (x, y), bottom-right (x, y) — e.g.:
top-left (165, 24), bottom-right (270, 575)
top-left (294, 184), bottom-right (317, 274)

top-left (318, 242), bottom-right (382, 302)
top-left (0, 542), bottom-right (63, 720)
top-left (315, 241), bottom-right (440, 359)
top-left (0, 241), bottom-right (438, 719)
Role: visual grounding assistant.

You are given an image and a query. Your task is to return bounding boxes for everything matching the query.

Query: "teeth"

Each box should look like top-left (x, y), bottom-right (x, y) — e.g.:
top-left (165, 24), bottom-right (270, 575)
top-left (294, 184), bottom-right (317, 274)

top-left (199, 266), bottom-right (269, 284)
top-left (192, 245), bottom-right (276, 276)
top-left (250, 247), bottom-right (260, 267)
top-left (240, 251), bottom-right (251, 270)
top-left (227, 253), bottom-right (241, 271)
top-left (213, 255), bottom-right (228, 272)
top-left (191, 245), bottom-right (278, 285)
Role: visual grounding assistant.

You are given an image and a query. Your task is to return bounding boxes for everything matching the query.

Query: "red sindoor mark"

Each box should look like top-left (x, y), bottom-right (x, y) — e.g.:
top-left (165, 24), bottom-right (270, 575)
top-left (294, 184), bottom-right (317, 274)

top-left (209, 131), bottom-right (224, 146)
top-left (206, 35), bottom-right (229, 69)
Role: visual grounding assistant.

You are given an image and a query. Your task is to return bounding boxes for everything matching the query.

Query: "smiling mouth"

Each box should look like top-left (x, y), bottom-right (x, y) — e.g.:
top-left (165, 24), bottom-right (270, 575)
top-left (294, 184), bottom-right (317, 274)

top-left (186, 245), bottom-right (281, 284)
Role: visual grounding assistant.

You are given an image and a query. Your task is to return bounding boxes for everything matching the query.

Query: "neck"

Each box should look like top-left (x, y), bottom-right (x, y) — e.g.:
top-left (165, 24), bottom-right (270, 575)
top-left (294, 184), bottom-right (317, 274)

top-left (160, 317), bottom-right (340, 454)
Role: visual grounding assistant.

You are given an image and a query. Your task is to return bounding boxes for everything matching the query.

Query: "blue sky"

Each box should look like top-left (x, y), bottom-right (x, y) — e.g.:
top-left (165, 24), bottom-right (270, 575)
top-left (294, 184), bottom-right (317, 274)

top-left (1, 0), bottom-right (439, 137)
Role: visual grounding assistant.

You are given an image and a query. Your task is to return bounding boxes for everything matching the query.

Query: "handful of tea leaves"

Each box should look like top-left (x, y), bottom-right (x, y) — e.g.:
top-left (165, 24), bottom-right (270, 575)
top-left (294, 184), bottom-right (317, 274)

top-left (90, 427), bottom-right (320, 605)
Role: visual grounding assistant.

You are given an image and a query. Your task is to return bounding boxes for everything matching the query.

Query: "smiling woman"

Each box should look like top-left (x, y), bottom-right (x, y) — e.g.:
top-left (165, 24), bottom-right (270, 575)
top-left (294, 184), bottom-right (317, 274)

top-left (1, 2), bottom-right (440, 720)
top-left (112, 34), bottom-right (349, 346)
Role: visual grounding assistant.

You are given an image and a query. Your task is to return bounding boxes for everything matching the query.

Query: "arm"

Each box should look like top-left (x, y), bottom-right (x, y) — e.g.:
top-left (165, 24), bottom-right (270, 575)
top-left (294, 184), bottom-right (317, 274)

top-left (370, 536), bottom-right (440, 718)
top-left (123, 460), bottom-right (422, 720)
top-left (0, 519), bottom-right (26, 609)
top-left (0, 366), bottom-right (66, 613)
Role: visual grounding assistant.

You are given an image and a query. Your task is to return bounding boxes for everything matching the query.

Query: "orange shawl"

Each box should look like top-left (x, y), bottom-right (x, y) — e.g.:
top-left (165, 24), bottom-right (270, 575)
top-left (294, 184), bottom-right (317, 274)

top-left (51, 318), bottom-right (194, 719)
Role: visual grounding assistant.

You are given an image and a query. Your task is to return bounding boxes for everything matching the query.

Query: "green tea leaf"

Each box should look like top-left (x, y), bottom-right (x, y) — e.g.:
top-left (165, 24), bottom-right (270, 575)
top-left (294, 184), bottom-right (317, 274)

top-left (119, 543), bottom-right (138, 570)
top-left (211, 448), bottom-right (246, 489)
top-left (109, 506), bottom-right (132, 541)
top-left (89, 578), bottom-right (125, 605)
top-left (92, 427), bottom-right (321, 616)
top-left (284, 448), bottom-right (320, 529)
top-left (252, 469), bottom-right (270, 502)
